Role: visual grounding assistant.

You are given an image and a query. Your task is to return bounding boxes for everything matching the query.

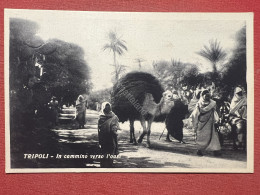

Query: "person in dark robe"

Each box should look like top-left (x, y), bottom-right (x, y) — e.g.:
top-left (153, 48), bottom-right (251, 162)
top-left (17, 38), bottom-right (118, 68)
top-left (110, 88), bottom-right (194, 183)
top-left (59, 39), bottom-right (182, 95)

top-left (165, 91), bottom-right (189, 143)
top-left (98, 102), bottom-right (120, 168)
top-left (48, 96), bottom-right (60, 127)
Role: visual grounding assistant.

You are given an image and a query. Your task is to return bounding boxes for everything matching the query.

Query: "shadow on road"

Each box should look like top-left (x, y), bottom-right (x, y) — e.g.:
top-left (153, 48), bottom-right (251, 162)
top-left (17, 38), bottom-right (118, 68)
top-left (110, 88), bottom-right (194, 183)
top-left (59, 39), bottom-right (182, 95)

top-left (13, 109), bottom-right (245, 169)
top-left (117, 127), bottom-right (247, 164)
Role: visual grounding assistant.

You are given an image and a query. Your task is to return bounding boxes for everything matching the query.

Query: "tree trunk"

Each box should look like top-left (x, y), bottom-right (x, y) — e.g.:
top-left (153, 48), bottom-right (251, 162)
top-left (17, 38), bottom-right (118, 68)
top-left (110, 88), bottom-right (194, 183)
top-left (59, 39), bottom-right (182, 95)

top-left (212, 63), bottom-right (217, 73)
top-left (212, 63), bottom-right (218, 81)
top-left (113, 51), bottom-right (118, 81)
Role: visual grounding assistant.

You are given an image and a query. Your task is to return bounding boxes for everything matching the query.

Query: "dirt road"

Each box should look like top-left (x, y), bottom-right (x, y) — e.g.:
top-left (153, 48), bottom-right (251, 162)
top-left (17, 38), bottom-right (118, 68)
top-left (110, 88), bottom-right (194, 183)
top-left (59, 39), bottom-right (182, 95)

top-left (52, 109), bottom-right (247, 170)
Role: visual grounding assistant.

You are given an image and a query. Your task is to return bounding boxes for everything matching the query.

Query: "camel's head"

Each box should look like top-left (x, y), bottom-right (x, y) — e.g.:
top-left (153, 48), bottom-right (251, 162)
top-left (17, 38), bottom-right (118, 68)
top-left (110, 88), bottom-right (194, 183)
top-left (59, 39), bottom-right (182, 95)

top-left (142, 91), bottom-right (175, 116)
top-left (160, 90), bottom-right (175, 114)
top-left (162, 90), bottom-right (174, 101)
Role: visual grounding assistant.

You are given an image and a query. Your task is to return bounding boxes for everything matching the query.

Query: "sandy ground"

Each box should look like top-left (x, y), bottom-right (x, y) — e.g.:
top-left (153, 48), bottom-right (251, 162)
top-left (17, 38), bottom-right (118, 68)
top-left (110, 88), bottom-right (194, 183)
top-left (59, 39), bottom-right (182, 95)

top-left (52, 109), bottom-right (247, 170)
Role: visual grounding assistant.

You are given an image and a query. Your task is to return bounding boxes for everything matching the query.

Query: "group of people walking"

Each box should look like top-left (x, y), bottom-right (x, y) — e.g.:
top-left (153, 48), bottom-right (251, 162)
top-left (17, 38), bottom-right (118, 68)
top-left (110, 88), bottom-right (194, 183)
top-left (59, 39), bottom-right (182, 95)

top-left (75, 84), bottom-right (247, 167)
top-left (163, 87), bottom-right (221, 156)
top-left (166, 85), bottom-right (247, 157)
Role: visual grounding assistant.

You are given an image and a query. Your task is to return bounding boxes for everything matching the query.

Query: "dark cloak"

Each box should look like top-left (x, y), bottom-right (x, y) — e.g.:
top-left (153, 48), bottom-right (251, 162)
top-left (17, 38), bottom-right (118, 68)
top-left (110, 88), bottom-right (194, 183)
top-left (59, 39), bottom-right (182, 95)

top-left (165, 100), bottom-right (188, 141)
top-left (98, 112), bottom-right (119, 155)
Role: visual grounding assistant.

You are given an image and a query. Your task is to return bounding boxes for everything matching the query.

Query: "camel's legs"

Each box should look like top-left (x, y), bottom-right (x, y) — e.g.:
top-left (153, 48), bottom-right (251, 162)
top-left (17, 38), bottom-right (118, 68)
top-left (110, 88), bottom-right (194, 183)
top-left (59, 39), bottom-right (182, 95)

top-left (146, 116), bottom-right (154, 147)
top-left (129, 119), bottom-right (137, 144)
top-left (137, 116), bottom-right (147, 143)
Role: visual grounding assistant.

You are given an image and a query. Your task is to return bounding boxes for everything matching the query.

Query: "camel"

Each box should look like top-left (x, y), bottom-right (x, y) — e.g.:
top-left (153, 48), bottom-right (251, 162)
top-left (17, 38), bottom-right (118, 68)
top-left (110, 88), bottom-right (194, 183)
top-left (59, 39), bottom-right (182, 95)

top-left (112, 72), bottom-right (175, 147)
top-left (129, 90), bottom-right (175, 147)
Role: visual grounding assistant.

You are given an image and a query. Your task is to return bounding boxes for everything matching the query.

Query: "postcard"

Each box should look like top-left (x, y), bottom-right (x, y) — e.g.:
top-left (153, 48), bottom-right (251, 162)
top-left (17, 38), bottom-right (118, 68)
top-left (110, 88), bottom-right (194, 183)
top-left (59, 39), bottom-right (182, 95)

top-left (5, 9), bottom-right (254, 173)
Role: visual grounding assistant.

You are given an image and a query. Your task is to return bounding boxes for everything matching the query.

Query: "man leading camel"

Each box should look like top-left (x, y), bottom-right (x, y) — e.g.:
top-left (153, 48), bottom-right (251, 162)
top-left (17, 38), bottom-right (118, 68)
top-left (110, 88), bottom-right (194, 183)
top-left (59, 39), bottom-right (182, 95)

top-left (165, 91), bottom-right (188, 143)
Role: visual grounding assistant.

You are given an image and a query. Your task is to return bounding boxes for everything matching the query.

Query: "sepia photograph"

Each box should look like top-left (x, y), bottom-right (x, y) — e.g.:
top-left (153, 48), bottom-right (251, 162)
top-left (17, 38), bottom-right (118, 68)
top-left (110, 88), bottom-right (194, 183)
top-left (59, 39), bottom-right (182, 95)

top-left (4, 9), bottom-right (254, 173)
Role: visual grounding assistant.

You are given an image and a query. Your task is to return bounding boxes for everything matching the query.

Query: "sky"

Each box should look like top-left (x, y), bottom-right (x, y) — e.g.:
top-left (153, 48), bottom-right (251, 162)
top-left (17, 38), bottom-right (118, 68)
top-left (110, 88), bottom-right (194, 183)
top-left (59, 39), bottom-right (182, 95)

top-left (7, 10), bottom-right (247, 91)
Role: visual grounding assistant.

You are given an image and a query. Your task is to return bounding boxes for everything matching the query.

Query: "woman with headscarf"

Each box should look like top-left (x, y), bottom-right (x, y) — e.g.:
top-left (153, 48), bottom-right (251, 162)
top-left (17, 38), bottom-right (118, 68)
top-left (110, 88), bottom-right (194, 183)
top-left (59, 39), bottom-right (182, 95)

top-left (76, 95), bottom-right (86, 129)
top-left (229, 87), bottom-right (247, 119)
top-left (191, 90), bottom-right (221, 156)
top-left (229, 87), bottom-right (247, 150)
top-left (98, 102), bottom-right (120, 167)
top-left (188, 87), bottom-right (202, 114)
top-left (165, 91), bottom-right (189, 143)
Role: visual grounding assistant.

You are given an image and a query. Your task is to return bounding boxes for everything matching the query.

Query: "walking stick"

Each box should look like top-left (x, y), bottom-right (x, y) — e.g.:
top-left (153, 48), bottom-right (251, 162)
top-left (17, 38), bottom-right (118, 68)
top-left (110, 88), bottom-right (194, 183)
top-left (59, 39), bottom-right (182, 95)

top-left (159, 126), bottom-right (166, 140)
top-left (159, 118), bottom-right (167, 140)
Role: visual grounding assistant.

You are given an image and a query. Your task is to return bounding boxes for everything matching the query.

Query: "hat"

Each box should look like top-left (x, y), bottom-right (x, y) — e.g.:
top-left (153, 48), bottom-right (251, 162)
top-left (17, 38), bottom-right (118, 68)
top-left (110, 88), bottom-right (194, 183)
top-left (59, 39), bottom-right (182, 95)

top-left (201, 90), bottom-right (210, 97)
top-left (234, 87), bottom-right (242, 94)
top-left (78, 95), bottom-right (84, 102)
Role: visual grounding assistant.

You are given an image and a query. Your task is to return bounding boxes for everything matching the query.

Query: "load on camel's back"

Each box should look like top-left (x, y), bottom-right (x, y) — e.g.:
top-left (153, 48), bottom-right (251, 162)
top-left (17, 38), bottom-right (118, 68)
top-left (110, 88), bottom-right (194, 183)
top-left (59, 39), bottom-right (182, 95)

top-left (111, 72), bottom-right (175, 147)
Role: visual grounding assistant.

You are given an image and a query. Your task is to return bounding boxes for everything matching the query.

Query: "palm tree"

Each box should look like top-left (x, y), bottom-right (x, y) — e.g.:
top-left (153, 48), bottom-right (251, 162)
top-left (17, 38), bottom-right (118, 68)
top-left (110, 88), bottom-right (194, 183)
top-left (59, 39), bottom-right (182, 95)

top-left (171, 59), bottom-right (184, 87)
top-left (134, 58), bottom-right (145, 70)
top-left (111, 64), bottom-right (128, 82)
top-left (103, 31), bottom-right (128, 81)
top-left (197, 39), bottom-right (227, 74)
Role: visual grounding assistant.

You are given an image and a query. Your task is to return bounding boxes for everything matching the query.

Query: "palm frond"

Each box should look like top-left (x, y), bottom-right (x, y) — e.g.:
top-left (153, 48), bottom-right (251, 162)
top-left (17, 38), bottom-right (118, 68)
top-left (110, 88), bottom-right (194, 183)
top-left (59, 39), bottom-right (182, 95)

top-left (197, 39), bottom-right (227, 64)
top-left (117, 40), bottom-right (128, 51)
top-left (116, 47), bottom-right (123, 55)
top-left (102, 44), bottom-right (112, 51)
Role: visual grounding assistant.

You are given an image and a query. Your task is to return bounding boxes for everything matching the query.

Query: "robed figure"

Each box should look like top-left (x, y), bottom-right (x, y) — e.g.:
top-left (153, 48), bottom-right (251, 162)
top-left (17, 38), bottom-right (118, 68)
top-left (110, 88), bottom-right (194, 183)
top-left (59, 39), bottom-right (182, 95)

top-left (228, 87), bottom-right (247, 150)
top-left (165, 91), bottom-right (188, 143)
top-left (191, 90), bottom-right (221, 156)
top-left (98, 102), bottom-right (119, 167)
top-left (76, 95), bottom-right (86, 129)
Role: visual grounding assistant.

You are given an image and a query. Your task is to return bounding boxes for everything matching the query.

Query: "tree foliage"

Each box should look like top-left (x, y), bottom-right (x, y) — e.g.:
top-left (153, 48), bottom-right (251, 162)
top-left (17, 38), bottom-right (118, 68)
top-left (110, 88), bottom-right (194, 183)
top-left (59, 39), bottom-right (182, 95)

top-left (222, 26), bottom-right (247, 89)
top-left (103, 31), bottom-right (128, 82)
top-left (88, 88), bottom-right (112, 110)
top-left (152, 59), bottom-right (200, 89)
top-left (9, 18), bottom-right (91, 126)
top-left (42, 39), bottom-right (91, 105)
top-left (197, 39), bottom-right (227, 74)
